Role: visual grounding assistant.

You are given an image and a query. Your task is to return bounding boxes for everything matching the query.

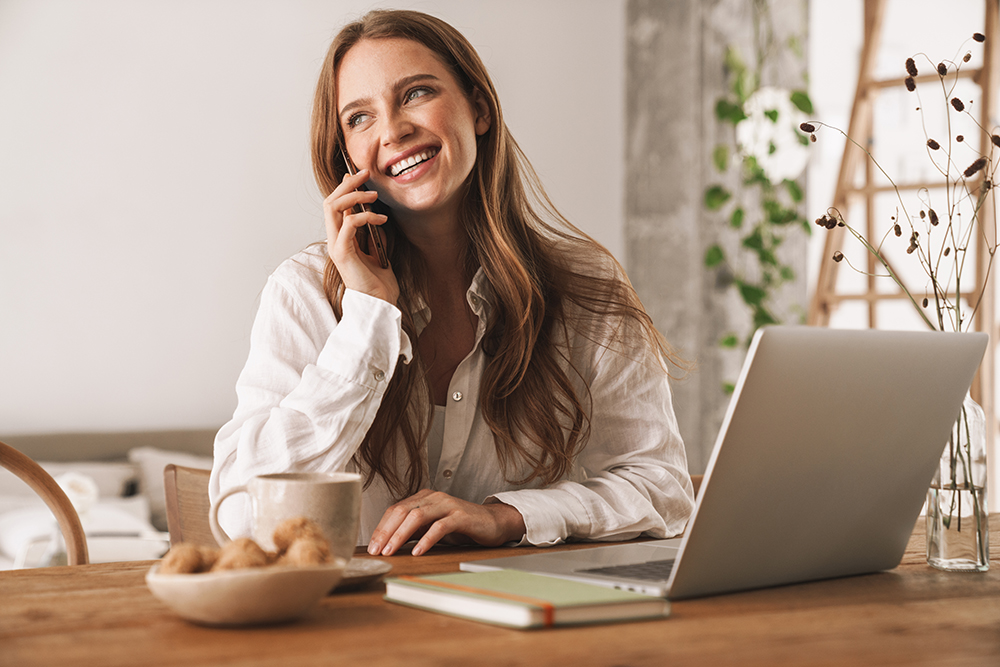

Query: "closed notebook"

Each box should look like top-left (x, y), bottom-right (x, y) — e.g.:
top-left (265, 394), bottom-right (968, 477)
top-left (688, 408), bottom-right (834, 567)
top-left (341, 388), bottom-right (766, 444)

top-left (383, 569), bottom-right (670, 628)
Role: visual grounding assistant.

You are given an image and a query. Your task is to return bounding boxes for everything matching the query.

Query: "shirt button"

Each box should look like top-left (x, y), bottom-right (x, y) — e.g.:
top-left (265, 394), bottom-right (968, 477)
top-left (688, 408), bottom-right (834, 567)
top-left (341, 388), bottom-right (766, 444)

top-left (374, 369), bottom-right (385, 382)
top-left (442, 469), bottom-right (453, 479)
top-left (452, 391), bottom-right (463, 402)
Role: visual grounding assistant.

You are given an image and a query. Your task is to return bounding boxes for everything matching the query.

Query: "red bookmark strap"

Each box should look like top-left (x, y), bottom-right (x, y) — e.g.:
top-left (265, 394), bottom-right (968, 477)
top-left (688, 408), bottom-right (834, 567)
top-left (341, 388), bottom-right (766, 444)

top-left (398, 575), bottom-right (556, 627)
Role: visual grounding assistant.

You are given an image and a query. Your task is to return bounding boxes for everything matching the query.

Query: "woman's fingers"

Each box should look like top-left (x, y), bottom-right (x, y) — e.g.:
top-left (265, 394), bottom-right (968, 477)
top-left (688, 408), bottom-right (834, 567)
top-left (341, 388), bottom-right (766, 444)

top-left (367, 491), bottom-right (526, 557)
top-left (321, 168), bottom-right (398, 303)
top-left (368, 489), bottom-right (436, 555)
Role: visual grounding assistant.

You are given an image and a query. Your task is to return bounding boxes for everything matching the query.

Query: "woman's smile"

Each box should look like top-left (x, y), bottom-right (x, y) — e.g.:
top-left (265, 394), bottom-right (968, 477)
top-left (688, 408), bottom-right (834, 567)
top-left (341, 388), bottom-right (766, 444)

top-left (386, 146), bottom-right (439, 178)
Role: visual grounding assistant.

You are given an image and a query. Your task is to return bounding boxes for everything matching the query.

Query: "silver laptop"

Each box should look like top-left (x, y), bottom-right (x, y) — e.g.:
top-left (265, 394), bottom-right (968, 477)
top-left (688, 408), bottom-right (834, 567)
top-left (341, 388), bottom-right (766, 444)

top-left (461, 326), bottom-right (987, 599)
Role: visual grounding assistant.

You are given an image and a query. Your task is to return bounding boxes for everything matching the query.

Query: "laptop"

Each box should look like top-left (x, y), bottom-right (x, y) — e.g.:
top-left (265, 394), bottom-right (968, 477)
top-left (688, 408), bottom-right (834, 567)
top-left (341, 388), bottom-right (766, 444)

top-left (461, 326), bottom-right (987, 599)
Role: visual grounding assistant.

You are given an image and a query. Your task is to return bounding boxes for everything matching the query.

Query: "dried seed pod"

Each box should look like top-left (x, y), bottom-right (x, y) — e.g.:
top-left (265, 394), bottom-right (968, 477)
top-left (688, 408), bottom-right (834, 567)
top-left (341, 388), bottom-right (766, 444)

top-left (991, 134), bottom-right (1000, 147)
top-left (906, 57), bottom-right (919, 76)
top-left (957, 135), bottom-right (965, 142)
top-left (799, 122), bottom-right (815, 133)
top-left (923, 298), bottom-right (929, 308)
top-left (937, 62), bottom-right (948, 76)
top-left (945, 247), bottom-right (952, 256)
top-left (929, 209), bottom-right (939, 226)
top-left (905, 77), bottom-right (916, 92)
top-left (832, 251), bottom-right (844, 262)
top-left (927, 138), bottom-right (941, 150)
top-left (964, 52), bottom-right (972, 63)
top-left (974, 32), bottom-right (986, 43)
top-left (894, 224), bottom-right (902, 237)
top-left (964, 157), bottom-right (988, 178)
top-left (951, 97), bottom-right (966, 112)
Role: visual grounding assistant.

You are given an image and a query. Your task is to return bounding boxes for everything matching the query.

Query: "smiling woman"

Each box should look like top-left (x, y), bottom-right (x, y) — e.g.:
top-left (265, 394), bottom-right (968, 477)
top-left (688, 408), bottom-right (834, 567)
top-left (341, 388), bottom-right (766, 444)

top-left (209, 9), bottom-right (695, 559)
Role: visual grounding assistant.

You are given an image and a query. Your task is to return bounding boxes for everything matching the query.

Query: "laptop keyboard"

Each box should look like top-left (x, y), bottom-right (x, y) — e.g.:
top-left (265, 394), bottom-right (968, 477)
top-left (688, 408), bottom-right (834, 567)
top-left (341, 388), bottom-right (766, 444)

top-left (579, 558), bottom-right (676, 582)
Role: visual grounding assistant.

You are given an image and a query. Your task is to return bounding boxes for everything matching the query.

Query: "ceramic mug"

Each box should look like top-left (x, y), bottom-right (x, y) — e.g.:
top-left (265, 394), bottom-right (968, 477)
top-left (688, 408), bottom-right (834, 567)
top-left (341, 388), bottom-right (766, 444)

top-left (209, 472), bottom-right (362, 563)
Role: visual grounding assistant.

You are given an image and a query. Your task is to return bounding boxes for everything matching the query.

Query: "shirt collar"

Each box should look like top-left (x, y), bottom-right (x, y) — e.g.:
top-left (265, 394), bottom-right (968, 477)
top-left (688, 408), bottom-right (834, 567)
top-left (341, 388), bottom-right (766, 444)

top-left (409, 266), bottom-right (492, 336)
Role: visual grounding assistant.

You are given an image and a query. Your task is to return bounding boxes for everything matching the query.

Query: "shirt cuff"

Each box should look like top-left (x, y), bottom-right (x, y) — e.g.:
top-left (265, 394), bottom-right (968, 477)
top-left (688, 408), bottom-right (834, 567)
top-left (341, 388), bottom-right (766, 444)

top-left (486, 488), bottom-right (590, 547)
top-left (315, 289), bottom-right (412, 390)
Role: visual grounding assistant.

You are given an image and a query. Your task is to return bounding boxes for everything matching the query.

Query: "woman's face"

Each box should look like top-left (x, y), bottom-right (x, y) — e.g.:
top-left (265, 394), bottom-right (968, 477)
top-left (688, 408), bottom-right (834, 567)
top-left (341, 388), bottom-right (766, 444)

top-left (336, 38), bottom-right (491, 226)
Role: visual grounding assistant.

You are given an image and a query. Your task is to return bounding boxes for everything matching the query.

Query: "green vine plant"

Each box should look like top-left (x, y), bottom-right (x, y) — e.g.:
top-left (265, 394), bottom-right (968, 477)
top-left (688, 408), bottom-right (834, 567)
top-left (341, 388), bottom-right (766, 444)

top-left (703, 0), bottom-right (812, 393)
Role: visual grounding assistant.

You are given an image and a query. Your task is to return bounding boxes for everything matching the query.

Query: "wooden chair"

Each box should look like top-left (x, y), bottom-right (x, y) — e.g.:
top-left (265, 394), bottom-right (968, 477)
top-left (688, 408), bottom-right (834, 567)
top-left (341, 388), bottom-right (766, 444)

top-left (0, 440), bottom-right (89, 565)
top-left (163, 464), bottom-right (218, 548)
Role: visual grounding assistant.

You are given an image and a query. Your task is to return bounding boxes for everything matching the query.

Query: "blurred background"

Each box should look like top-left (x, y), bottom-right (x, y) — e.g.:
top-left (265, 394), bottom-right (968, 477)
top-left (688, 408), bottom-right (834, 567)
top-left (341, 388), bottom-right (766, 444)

top-left (0, 0), bottom-right (992, 485)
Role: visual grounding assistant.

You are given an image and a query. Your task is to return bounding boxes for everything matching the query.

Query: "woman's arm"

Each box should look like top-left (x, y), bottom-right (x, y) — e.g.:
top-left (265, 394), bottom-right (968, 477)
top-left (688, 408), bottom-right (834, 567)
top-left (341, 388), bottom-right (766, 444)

top-left (209, 253), bottom-right (411, 537)
top-left (489, 329), bottom-right (695, 546)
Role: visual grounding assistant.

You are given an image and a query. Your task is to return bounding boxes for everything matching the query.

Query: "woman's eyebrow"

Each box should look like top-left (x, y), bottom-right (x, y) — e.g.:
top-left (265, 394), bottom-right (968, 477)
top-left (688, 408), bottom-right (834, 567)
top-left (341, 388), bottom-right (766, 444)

top-left (338, 73), bottom-right (442, 120)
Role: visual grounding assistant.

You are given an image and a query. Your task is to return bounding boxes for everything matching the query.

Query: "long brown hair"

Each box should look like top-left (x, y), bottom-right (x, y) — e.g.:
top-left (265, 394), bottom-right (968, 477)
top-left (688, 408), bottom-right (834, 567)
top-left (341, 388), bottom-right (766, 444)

top-left (310, 9), bottom-right (684, 498)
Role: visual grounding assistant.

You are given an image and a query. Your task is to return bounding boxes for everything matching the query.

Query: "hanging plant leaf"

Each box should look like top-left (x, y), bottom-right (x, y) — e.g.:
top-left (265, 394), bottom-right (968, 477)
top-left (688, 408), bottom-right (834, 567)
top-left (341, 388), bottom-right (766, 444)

top-left (715, 99), bottom-right (746, 124)
top-left (765, 109), bottom-right (779, 123)
top-left (730, 207), bottom-right (745, 229)
top-left (737, 281), bottom-right (767, 306)
top-left (752, 306), bottom-right (779, 329)
top-left (704, 244), bottom-right (725, 267)
top-left (720, 333), bottom-right (739, 348)
top-left (741, 228), bottom-right (764, 250)
top-left (704, 185), bottom-right (731, 210)
top-left (783, 179), bottom-right (804, 202)
top-left (713, 144), bottom-right (729, 172)
top-left (790, 90), bottom-right (814, 114)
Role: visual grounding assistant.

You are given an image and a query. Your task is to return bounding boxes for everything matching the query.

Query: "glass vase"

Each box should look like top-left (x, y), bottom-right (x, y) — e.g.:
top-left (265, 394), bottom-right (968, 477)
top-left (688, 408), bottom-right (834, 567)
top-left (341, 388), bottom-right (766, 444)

top-left (926, 393), bottom-right (989, 572)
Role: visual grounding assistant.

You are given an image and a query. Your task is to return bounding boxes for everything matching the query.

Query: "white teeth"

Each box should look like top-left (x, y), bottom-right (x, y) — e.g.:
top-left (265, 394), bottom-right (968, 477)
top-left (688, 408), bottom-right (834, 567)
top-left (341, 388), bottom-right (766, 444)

top-left (389, 149), bottom-right (437, 177)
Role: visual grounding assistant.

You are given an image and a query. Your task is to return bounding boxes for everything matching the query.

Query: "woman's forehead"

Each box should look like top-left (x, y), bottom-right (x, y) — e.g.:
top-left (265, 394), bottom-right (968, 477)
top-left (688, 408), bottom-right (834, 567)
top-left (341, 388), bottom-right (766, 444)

top-left (336, 38), bottom-right (457, 107)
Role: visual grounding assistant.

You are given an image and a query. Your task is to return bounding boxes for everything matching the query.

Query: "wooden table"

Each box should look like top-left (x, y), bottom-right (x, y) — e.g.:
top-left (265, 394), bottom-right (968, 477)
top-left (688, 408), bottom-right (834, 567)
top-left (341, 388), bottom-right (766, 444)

top-left (2, 516), bottom-right (999, 667)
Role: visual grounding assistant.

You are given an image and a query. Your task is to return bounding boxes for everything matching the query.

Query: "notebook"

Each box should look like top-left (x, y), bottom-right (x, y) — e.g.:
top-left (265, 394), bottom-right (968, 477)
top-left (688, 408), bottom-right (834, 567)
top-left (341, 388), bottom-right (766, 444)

top-left (461, 326), bottom-right (988, 599)
top-left (383, 570), bottom-right (670, 628)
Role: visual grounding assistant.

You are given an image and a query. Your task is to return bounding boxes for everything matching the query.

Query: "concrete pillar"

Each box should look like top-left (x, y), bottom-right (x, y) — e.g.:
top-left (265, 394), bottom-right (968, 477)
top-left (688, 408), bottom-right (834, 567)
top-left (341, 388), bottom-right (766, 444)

top-left (625, 0), bottom-right (809, 472)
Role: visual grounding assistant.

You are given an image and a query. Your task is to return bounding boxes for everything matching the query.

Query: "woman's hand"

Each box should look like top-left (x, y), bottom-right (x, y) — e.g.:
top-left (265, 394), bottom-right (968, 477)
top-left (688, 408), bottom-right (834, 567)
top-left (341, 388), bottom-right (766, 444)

top-left (323, 168), bottom-right (398, 304)
top-left (368, 489), bottom-right (527, 556)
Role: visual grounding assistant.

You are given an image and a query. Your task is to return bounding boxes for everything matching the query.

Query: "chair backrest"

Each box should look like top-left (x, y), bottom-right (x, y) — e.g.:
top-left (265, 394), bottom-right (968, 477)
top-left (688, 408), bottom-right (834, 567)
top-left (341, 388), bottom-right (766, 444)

top-left (163, 464), bottom-right (218, 548)
top-left (691, 474), bottom-right (703, 497)
top-left (0, 440), bottom-right (89, 565)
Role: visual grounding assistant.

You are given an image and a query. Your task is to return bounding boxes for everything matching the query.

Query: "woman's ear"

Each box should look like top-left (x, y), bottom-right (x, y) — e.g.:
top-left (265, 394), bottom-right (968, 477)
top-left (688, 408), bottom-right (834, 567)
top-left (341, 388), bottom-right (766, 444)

top-left (472, 88), bottom-right (492, 136)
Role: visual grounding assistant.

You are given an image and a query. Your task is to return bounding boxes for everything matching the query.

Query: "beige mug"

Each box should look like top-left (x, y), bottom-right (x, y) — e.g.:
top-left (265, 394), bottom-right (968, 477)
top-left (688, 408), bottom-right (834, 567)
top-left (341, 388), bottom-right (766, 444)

top-left (209, 472), bottom-right (362, 563)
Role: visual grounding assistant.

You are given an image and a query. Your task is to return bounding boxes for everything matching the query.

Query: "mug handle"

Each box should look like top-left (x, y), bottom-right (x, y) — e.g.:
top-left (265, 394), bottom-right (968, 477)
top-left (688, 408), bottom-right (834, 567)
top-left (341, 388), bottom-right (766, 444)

top-left (209, 484), bottom-right (249, 546)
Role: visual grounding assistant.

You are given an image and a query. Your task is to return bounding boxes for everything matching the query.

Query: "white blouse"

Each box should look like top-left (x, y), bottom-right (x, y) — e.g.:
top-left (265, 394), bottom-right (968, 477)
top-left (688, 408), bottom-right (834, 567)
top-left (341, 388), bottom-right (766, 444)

top-left (209, 246), bottom-right (695, 547)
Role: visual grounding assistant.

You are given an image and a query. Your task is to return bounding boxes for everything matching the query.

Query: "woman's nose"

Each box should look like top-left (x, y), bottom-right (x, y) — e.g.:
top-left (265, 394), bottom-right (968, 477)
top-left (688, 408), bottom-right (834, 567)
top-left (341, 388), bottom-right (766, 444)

top-left (381, 108), bottom-right (414, 146)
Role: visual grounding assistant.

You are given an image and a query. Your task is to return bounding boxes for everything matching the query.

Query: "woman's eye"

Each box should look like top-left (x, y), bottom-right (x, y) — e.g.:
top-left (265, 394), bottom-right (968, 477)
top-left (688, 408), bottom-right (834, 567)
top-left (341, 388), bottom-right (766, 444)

top-left (405, 87), bottom-right (431, 103)
top-left (347, 113), bottom-right (370, 128)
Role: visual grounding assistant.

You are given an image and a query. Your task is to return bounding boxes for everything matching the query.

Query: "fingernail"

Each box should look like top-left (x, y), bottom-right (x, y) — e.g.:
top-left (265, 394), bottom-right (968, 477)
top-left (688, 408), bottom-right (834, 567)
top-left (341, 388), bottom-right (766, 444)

top-left (367, 542), bottom-right (379, 555)
top-left (411, 544), bottom-right (423, 557)
top-left (381, 544), bottom-right (393, 556)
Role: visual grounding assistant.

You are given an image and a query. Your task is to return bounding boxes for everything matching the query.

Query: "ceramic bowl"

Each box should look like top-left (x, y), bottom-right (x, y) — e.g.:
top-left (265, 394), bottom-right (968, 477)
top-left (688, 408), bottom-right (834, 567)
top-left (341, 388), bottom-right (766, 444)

top-left (146, 559), bottom-right (347, 626)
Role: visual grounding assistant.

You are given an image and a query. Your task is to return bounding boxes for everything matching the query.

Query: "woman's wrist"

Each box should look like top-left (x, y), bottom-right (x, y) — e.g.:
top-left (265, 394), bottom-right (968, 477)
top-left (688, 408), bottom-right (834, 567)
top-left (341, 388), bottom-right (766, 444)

top-left (486, 501), bottom-right (526, 544)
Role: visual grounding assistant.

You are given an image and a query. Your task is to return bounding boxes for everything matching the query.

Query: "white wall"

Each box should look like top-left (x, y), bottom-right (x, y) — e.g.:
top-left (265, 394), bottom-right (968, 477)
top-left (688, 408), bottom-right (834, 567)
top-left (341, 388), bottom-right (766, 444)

top-left (0, 0), bottom-right (625, 435)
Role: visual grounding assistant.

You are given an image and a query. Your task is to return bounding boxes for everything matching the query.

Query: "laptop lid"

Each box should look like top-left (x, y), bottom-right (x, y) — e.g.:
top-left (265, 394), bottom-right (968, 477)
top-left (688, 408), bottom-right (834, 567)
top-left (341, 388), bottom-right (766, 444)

top-left (461, 326), bottom-right (987, 600)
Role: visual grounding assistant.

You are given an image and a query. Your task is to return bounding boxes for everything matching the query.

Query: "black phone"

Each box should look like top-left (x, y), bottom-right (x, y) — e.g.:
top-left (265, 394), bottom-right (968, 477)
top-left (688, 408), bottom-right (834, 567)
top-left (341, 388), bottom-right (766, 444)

top-left (341, 148), bottom-right (390, 269)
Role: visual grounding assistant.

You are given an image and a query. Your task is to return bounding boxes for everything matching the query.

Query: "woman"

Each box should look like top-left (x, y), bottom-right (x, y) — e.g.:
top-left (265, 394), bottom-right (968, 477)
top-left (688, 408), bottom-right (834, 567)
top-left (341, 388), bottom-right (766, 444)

top-left (210, 9), bottom-right (694, 557)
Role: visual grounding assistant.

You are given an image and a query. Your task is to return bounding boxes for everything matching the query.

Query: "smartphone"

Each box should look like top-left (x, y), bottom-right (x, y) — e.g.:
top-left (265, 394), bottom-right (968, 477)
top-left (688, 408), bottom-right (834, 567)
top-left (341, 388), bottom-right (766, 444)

top-left (341, 148), bottom-right (390, 269)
